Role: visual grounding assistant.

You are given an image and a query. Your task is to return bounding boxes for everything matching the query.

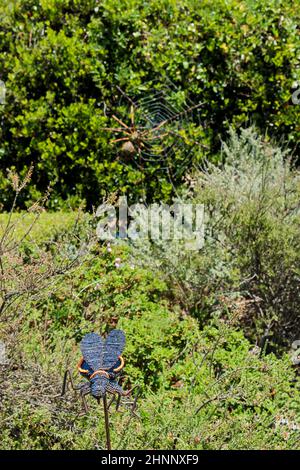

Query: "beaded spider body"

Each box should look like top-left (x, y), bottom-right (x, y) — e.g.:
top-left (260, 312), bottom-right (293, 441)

top-left (62, 330), bottom-right (138, 415)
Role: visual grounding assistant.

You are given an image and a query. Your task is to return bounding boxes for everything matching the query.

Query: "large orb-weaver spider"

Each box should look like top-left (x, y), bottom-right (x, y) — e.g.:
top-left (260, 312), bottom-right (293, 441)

top-left (102, 105), bottom-right (170, 162)
top-left (101, 96), bottom-right (204, 168)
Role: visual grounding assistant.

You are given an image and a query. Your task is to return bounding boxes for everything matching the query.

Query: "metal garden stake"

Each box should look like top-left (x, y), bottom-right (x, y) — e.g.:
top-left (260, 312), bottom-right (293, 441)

top-left (62, 329), bottom-right (139, 450)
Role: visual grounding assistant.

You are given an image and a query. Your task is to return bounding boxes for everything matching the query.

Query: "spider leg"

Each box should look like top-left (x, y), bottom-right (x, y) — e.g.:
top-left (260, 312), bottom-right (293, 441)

top-left (110, 390), bottom-right (131, 413)
top-left (111, 137), bottom-right (130, 144)
top-left (105, 381), bottom-right (132, 411)
top-left (110, 383), bottom-right (141, 417)
top-left (130, 386), bottom-right (140, 415)
top-left (143, 102), bottom-right (204, 134)
top-left (61, 369), bottom-right (83, 395)
top-left (107, 393), bottom-right (116, 410)
top-left (80, 386), bottom-right (91, 415)
top-left (142, 132), bottom-right (169, 142)
top-left (61, 370), bottom-right (70, 396)
top-left (149, 119), bottom-right (168, 133)
top-left (112, 115), bottom-right (130, 129)
top-left (62, 370), bottom-right (92, 404)
top-left (115, 393), bottom-right (122, 411)
top-left (61, 370), bottom-right (91, 415)
top-left (140, 128), bottom-right (152, 139)
top-left (130, 105), bottom-right (135, 130)
top-left (119, 386), bottom-right (141, 418)
top-left (100, 127), bottom-right (131, 134)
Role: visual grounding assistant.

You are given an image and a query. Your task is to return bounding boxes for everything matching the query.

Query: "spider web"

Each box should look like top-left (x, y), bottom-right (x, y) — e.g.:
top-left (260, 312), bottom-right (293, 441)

top-left (112, 79), bottom-right (203, 180)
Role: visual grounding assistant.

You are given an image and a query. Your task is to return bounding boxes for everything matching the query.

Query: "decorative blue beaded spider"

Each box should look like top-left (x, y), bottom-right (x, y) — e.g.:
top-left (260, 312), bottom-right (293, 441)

top-left (62, 330), bottom-right (139, 416)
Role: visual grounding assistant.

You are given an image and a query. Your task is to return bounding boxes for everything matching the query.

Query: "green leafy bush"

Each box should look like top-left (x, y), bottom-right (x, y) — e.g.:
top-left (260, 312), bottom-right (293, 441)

top-left (0, 0), bottom-right (299, 207)
top-left (1, 203), bottom-right (300, 450)
top-left (2, 308), bottom-right (300, 449)
top-left (193, 127), bottom-right (300, 348)
top-left (130, 127), bottom-right (300, 349)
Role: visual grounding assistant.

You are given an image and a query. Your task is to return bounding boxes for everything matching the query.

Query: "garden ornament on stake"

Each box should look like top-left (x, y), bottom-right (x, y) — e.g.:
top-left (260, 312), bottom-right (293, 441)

top-left (61, 329), bottom-right (139, 450)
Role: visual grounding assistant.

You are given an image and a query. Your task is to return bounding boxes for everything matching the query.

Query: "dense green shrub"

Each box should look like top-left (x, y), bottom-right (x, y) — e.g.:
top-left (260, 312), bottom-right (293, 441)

top-left (1, 203), bottom-right (300, 450)
top-left (1, 0), bottom-right (300, 446)
top-left (0, 0), bottom-right (300, 207)
top-left (130, 128), bottom-right (300, 349)
top-left (193, 127), bottom-right (300, 348)
top-left (2, 307), bottom-right (300, 449)
top-left (27, 243), bottom-right (168, 335)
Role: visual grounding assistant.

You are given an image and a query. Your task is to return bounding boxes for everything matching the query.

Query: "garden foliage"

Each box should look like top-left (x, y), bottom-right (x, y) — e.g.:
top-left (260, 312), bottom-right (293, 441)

top-left (0, 0), bottom-right (300, 207)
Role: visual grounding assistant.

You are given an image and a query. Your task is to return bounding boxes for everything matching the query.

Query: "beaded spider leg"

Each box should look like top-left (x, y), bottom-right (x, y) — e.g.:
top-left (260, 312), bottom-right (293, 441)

top-left (61, 369), bottom-right (91, 414)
